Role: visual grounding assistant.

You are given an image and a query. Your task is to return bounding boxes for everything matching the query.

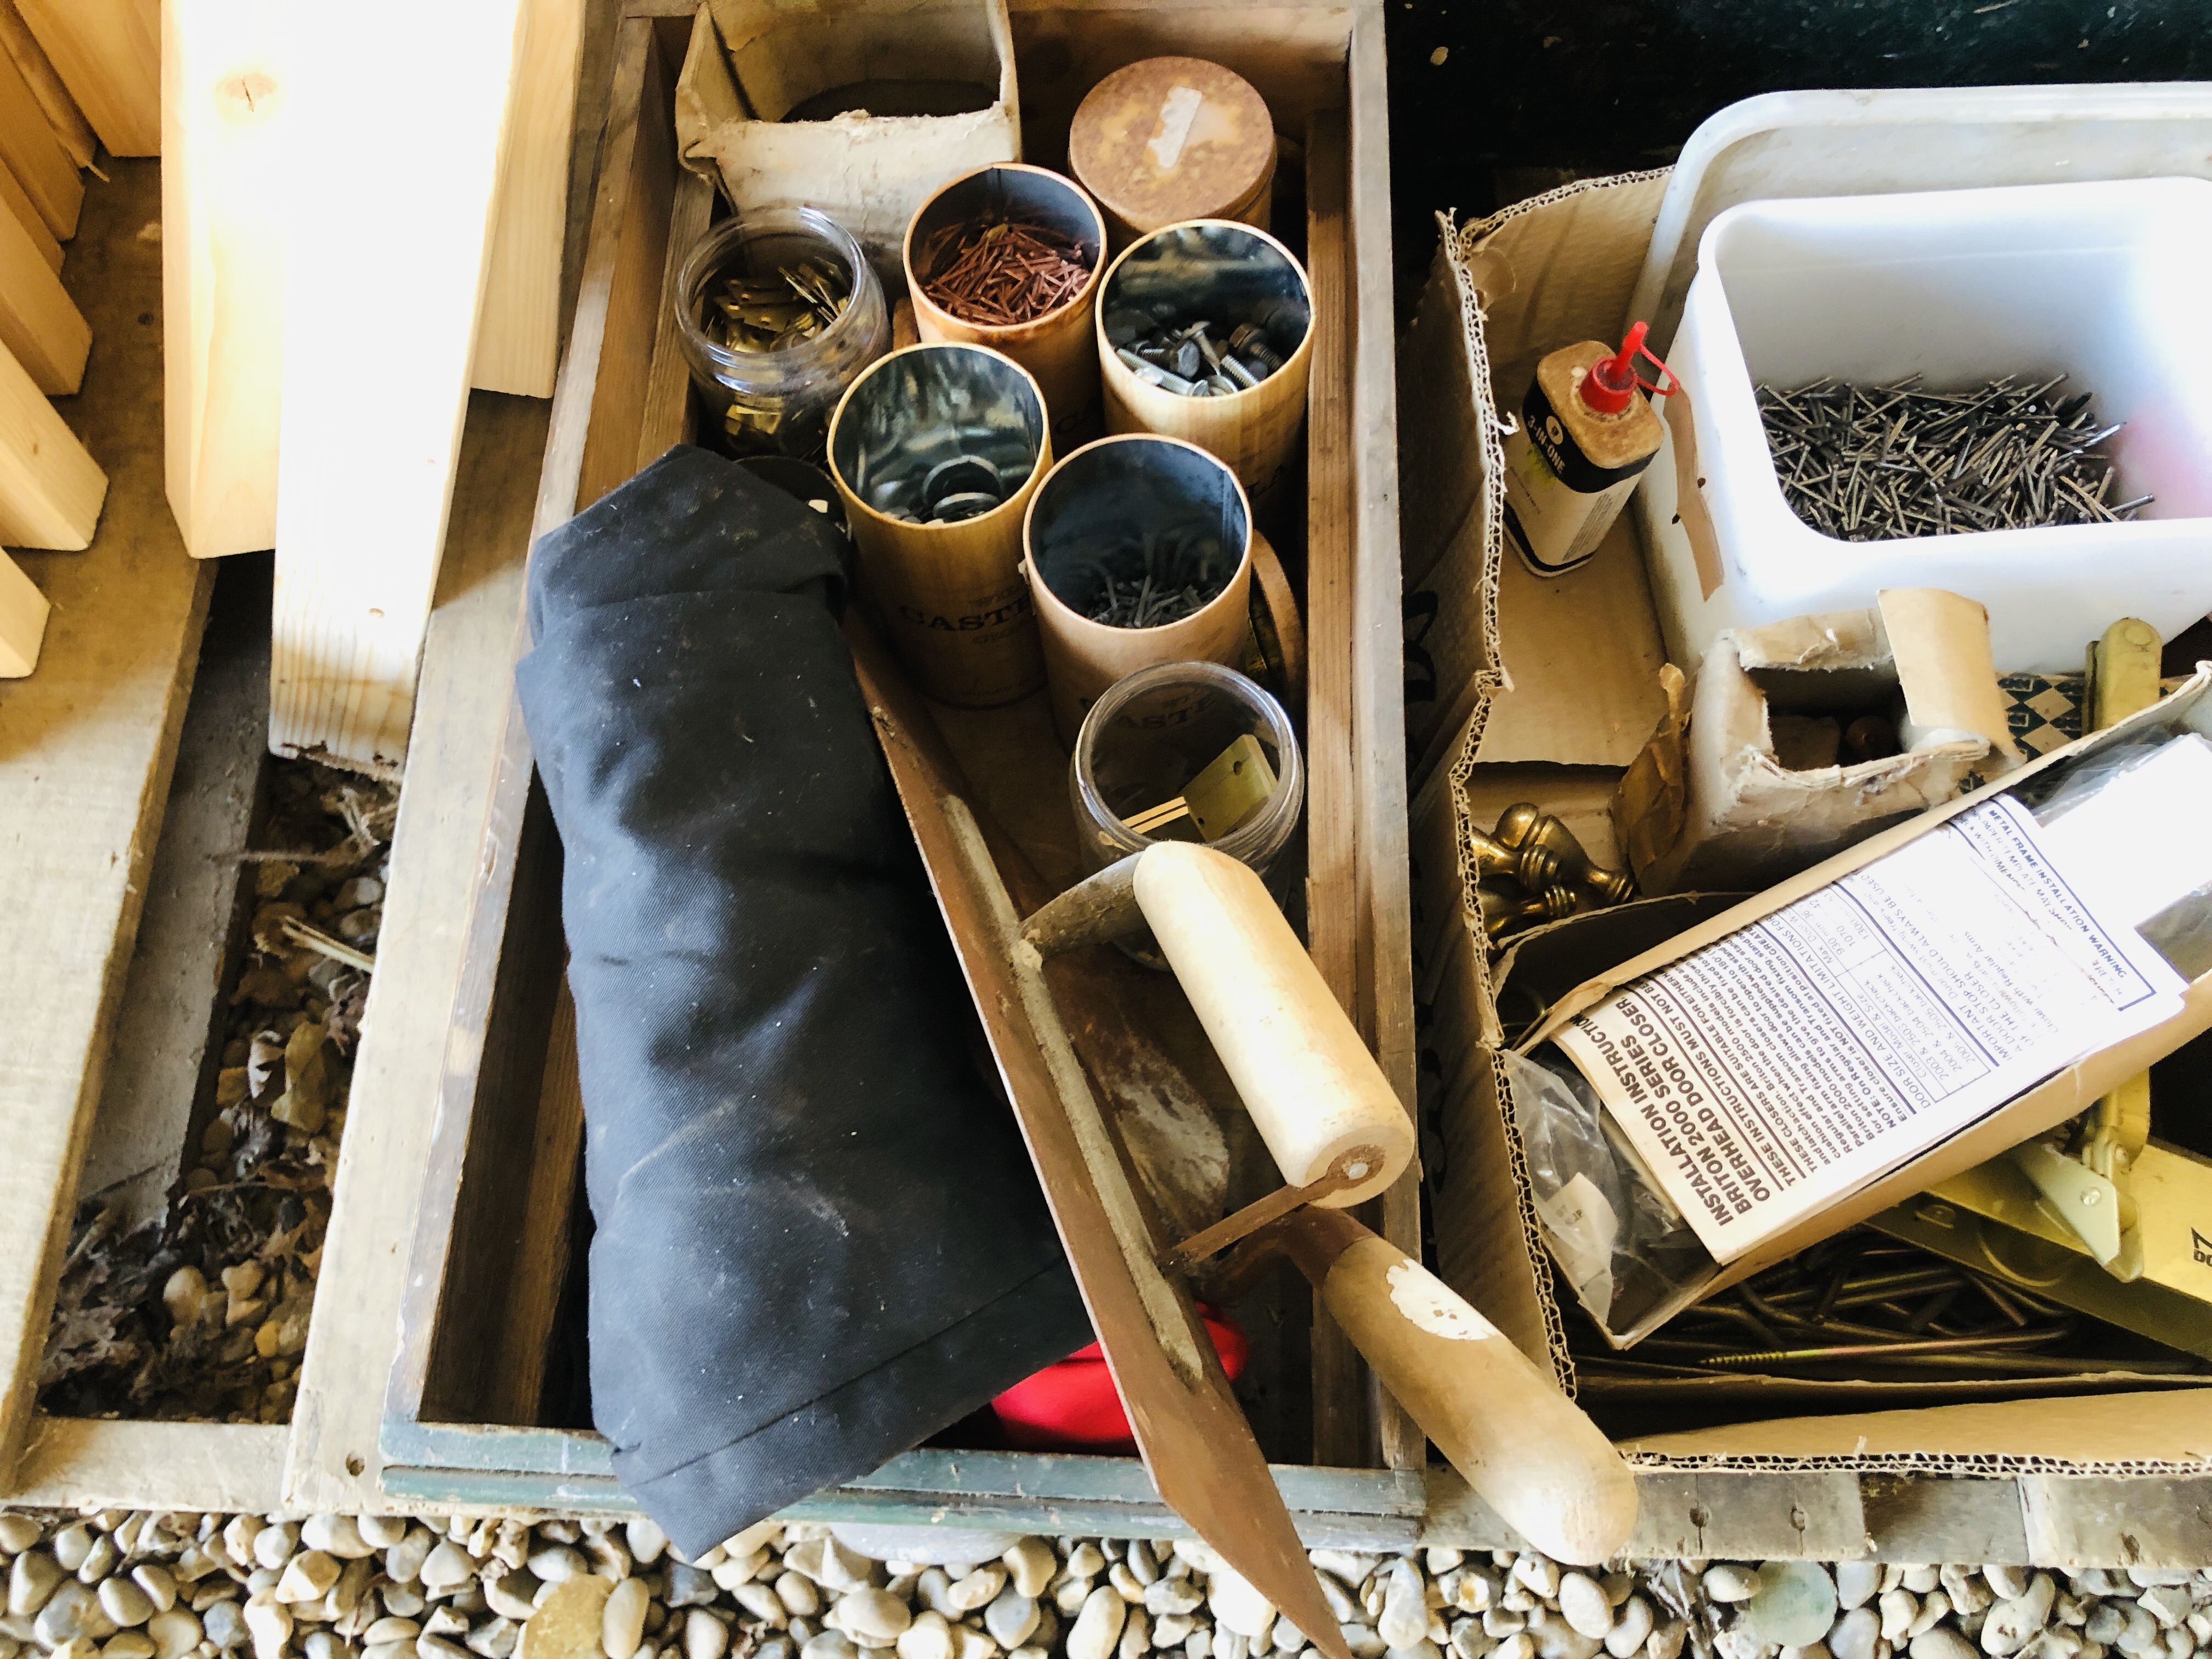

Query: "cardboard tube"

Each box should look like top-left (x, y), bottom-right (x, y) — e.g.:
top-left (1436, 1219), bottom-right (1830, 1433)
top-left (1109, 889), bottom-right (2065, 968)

top-left (906, 165), bottom-right (1108, 458)
top-left (1026, 434), bottom-right (1254, 745)
top-left (829, 343), bottom-right (1052, 707)
top-left (1097, 221), bottom-right (1314, 510)
top-left (1280, 1208), bottom-right (1640, 1566)
top-left (1132, 843), bottom-right (1414, 1207)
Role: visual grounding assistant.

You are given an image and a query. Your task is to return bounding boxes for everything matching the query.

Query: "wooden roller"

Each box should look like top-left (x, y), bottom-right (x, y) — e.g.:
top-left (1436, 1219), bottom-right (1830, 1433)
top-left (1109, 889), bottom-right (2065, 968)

top-left (1278, 1207), bottom-right (1639, 1566)
top-left (1131, 842), bottom-right (1414, 1207)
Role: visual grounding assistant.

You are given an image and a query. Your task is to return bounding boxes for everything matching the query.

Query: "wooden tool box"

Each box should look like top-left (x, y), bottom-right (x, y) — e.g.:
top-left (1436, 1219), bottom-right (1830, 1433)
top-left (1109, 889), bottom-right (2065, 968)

top-left (342, 0), bottom-right (1433, 1534)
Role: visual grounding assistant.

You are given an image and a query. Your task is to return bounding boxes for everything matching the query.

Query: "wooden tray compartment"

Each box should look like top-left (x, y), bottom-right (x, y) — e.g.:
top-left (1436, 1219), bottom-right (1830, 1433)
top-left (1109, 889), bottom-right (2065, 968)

top-left (376, 0), bottom-right (1421, 1525)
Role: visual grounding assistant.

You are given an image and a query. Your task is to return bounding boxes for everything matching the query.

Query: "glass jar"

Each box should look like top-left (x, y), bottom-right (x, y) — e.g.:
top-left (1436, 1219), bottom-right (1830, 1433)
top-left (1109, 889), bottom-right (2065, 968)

top-left (1069, 659), bottom-right (1305, 966)
top-left (675, 207), bottom-right (889, 462)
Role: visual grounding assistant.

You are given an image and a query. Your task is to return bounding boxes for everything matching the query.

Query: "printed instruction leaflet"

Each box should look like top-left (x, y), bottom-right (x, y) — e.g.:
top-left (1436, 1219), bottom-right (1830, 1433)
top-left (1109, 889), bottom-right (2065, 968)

top-left (1552, 788), bottom-right (2191, 1263)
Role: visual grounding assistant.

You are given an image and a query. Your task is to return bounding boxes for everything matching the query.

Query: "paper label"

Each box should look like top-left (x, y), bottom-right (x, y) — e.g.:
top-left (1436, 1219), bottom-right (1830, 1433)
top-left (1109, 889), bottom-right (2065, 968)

top-left (1540, 1171), bottom-right (1620, 1301)
top-left (1385, 1259), bottom-right (1498, 1342)
top-left (1554, 794), bottom-right (2186, 1262)
top-left (1148, 86), bottom-right (1204, 171)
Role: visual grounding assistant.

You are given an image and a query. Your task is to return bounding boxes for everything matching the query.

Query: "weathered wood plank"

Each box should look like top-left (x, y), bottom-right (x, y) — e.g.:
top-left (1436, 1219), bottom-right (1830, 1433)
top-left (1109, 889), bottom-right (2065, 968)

top-left (2020, 1477), bottom-right (2212, 1570)
top-left (380, 13), bottom-right (668, 1465)
top-left (76, 552), bottom-right (268, 1226)
top-left (636, 164), bottom-right (712, 470)
top-left (1344, 4), bottom-right (1423, 1475)
top-left (1421, 1469), bottom-right (1870, 1559)
top-left (1304, 101), bottom-right (1369, 1473)
top-left (4, 1416), bottom-right (285, 1511)
top-left (281, 392), bottom-right (552, 1513)
top-left (1860, 1475), bottom-right (2030, 1566)
top-left (0, 160), bottom-right (213, 1483)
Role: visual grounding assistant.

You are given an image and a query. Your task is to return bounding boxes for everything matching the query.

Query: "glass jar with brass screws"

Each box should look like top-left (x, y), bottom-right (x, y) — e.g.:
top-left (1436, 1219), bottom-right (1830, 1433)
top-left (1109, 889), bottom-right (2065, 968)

top-left (1472, 802), bottom-right (1635, 947)
top-left (675, 207), bottom-right (889, 462)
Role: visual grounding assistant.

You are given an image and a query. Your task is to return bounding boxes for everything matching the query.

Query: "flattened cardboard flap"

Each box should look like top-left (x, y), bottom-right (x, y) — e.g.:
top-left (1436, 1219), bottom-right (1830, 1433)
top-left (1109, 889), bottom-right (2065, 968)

top-left (1880, 586), bottom-right (2020, 766)
top-left (1622, 587), bottom-right (2016, 895)
top-left (676, 0), bottom-right (1023, 271)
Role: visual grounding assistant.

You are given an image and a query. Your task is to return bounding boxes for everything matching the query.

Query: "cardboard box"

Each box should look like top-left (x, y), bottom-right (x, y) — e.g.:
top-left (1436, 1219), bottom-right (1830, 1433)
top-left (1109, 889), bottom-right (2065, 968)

top-left (1397, 171), bottom-right (2212, 1474)
top-left (1618, 587), bottom-right (2021, 895)
top-left (674, 0), bottom-right (1022, 274)
top-left (1530, 670), bottom-right (2212, 1314)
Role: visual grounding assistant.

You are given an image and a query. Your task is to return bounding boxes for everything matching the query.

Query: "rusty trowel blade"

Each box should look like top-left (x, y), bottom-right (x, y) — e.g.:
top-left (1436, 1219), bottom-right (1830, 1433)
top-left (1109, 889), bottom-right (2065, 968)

top-left (846, 615), bottom-right (1348, 1659)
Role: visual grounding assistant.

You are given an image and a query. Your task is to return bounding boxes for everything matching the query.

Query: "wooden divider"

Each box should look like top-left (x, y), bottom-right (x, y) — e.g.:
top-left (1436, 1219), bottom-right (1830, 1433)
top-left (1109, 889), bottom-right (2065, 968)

top-left (287, 9), bottom-right (669, 1513)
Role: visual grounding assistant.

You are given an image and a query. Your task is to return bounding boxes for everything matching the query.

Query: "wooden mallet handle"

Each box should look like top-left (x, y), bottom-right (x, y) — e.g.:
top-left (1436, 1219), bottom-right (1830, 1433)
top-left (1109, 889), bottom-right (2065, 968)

top-left (1279, 1207), bottom-right (1639, 1566)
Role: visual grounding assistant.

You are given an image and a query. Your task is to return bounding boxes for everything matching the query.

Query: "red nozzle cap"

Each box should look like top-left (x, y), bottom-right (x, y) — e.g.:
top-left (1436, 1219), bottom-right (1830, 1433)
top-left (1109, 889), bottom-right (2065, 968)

top-left (1581, 321), bottom-right (1674, 414)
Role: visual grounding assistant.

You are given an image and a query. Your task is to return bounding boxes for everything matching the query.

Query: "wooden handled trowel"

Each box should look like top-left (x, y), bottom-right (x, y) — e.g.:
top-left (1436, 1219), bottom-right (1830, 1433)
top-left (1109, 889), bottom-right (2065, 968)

top-left (848, 613), bottom-right (1635, 1642)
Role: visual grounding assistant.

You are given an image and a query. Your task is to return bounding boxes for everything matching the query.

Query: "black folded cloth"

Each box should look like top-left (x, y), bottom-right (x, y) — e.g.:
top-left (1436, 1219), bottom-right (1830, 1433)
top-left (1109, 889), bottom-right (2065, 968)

top-left (516, 445), bottom-right (1090, 1555)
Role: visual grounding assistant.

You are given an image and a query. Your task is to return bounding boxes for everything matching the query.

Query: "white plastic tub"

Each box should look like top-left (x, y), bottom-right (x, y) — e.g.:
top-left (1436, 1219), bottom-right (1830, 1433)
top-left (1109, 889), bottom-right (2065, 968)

top-left (1637, 176), bottom-right (2212, 674)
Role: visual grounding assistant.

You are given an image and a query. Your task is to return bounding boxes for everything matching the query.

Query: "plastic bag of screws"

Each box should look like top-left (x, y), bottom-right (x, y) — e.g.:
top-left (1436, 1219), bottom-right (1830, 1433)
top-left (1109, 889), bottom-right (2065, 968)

top-left (1100, 221), bottom-right (1311, 399)
top-left (1758, 372), bottom-right (2151, 541)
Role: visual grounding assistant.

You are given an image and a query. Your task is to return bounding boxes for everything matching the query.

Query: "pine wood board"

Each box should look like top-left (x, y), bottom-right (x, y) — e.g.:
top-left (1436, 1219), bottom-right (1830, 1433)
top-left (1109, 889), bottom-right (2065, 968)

top-left (0, 0), bottom-right (95, 169)
top-left (0, 125), bottom-right (57, 269)
top-left (268, 0), bottom-right (527, 775)
top-left (0, 183), bottom-right (87, 392)
top-left (161, 0), bottom-right (289, 560)
top-left (0, 159), bottom-right (213, 1484)
top-left (16, 0), bottom-right (156, 157)
top-left (0, 548), bottom-right (43, 672)
top-left (475, 0), bottom-right (584, 398)
top-left (0, 330), bottom-right (104, 546)
top-left (0, 28), bottom-right (77, 239)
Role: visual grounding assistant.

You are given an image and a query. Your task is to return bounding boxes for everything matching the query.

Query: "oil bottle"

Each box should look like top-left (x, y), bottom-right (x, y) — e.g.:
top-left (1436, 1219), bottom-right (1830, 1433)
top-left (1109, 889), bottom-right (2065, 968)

top-left (1500, 321), bottom-right (1672, 578)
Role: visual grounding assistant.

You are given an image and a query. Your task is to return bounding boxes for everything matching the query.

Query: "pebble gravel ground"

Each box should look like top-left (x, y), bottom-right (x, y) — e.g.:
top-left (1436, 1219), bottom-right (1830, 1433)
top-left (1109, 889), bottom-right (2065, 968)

top-left (0, 1511), bottom-right (2205, 1659)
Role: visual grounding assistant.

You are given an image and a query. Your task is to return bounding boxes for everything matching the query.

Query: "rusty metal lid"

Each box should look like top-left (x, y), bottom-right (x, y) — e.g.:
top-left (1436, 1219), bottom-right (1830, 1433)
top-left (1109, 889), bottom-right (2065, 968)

top-left (1068, 58), bottom-right (1274, 235)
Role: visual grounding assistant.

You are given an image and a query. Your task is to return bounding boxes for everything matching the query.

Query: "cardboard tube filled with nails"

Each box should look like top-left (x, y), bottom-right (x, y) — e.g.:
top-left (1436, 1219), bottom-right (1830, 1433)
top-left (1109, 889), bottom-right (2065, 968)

top-left (830, 342), bottom-right (1052, 707)
top-left (905, 164), bottom-right (1108, 456)
top-left (1025, 434), bottom-right (1254, 746)
top-left (1097, 220), bottom-right (1313, 511)
top-left (1023, 839), bottom-right (1639, 1566)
